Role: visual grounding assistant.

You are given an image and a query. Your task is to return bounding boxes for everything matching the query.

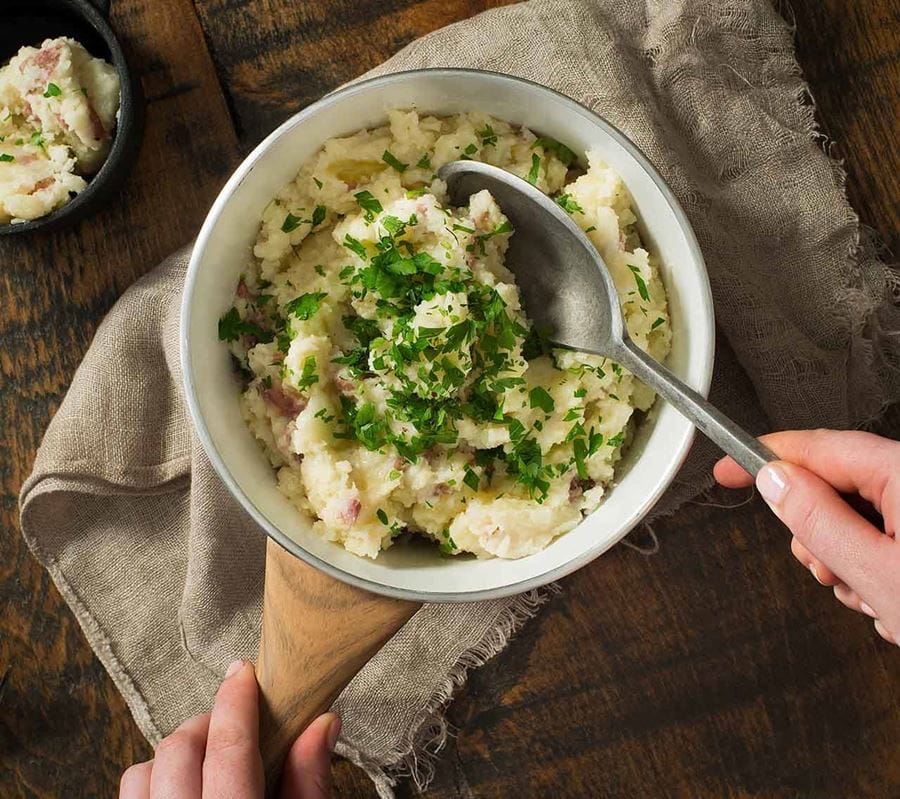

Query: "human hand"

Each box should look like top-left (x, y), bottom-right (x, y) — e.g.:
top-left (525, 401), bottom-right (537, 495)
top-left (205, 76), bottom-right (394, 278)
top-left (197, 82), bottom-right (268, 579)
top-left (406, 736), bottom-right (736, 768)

top-left (714, 429), bottom-right (899, 645)
top-left (119, 660), bottom-right (339, 798)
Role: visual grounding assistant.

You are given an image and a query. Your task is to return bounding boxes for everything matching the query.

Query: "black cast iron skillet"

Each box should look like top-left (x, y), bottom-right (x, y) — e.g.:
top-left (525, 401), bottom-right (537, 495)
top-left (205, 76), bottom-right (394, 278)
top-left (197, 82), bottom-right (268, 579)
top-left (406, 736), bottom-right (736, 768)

top-left (0, 0), bottom-right (143, 236)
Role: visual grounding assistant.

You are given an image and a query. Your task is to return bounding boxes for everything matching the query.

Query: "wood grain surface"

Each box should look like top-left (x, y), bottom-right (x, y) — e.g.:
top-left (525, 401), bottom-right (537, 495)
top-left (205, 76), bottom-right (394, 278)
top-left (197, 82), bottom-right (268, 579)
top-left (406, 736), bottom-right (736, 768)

top-left (1, 1), bottom-right (897, 797)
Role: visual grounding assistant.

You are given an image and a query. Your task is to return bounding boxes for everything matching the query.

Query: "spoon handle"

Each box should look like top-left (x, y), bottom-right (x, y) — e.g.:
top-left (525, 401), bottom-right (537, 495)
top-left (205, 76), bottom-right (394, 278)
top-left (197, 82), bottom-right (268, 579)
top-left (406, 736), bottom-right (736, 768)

top-left (616, 338), bottom-right (775, 476)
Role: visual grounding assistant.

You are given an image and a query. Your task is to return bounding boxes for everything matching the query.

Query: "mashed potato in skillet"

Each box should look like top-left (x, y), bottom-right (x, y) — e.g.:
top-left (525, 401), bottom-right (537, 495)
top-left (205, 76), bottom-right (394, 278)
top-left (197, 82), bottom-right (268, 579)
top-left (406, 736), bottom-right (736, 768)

top-left (221, 110), bottom-right (671, 559)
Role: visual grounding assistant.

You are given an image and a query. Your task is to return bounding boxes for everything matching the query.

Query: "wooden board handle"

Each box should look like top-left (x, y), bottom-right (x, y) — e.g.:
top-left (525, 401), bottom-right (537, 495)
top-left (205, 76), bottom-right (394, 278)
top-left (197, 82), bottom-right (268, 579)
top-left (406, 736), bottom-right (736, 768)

top-left (256, 537), bottom-right (420, 788)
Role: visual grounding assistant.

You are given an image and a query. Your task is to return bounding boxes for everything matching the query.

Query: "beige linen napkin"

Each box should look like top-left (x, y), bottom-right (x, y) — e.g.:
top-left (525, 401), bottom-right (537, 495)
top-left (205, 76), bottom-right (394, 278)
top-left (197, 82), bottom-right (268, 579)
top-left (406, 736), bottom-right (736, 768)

top-left (19, 1), bottom-right (900, 796)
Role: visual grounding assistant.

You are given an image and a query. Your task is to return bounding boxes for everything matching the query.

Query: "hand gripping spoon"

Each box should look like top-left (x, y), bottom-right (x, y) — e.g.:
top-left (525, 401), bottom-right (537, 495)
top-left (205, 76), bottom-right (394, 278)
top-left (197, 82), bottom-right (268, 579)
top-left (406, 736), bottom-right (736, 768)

top-left (439, 160), bottom-right (775, 476)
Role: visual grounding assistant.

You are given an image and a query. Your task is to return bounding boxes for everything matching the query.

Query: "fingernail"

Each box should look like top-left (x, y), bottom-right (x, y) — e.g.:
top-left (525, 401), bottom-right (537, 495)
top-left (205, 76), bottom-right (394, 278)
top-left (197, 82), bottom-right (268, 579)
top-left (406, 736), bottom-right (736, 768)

top-left (757, 464), bottom-right (789, 506)
top-left (326, 713), bottom-right (341, 751)
top-left (809, 563), bottom-right (822, 584)
top-left (860, 602), bottom-right (877, 619)
top-left (225, 659), bottom-right (245, 678)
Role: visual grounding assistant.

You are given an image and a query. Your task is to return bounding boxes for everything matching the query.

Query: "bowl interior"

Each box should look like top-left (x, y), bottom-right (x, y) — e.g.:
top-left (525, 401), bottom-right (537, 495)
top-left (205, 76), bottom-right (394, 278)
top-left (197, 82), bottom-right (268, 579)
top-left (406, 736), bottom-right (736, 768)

top-left (0, 0), bottom-right (142, 236)
top-left (184, 70), bottom-right (713, 602)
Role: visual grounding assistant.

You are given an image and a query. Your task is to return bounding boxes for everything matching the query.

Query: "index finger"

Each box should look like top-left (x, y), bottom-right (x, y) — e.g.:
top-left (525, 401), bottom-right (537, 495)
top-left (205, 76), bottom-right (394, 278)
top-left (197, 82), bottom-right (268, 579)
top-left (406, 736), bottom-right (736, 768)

top-left (714, 429), bottom-right (899, 517)
top-left (202, 660), bottom-right (264, 799)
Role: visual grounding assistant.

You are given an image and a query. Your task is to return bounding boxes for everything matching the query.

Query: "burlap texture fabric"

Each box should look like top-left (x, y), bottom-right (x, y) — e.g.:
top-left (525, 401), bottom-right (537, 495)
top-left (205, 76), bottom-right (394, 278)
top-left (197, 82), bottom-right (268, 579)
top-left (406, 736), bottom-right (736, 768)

top-left (19, 1), bottom-right (900, 795)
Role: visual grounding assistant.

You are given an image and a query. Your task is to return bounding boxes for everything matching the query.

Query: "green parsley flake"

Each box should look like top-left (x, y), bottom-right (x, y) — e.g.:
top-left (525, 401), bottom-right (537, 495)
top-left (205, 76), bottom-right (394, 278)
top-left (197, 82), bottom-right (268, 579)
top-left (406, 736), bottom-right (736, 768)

top-left (43, 83), bottom-right (62, 98)
top-left (477, 125), bottom-right (497, 147)
top-left (416, 153), bottom-right (431, 169)
top-left (382, 150), bottom-right (409, 172)
top-left (628, 264), bottom-right (650, 301)
top-left (295, 356), bottom-right (319, 390)
top-left (311, 205), bottom-right (326, 227)
top-left (343, 235), bottom-right (368, 259)
top-left (651, 316), bottom-right (666, 330)
top-left (555, 193), bottom-right (584, 214)
top-left (313, 177), bottom-right (323, 189)
top-left (526, 153), bottom-right (541, 185)
top-left (528, 386), bottom-right (555, 413)
top-left (285, 291), bottom-right (327, 320)
top-left (0, 153), bottom-right (13, 162)
top-left (217, 307), bottom-right (272, 343)
top-left (376, 508), bottom-right (389, 525)
top-left (354, 190), bottom-right (383, 222)
top-left (281, 213), bottom-right (303, 233)
top-left (439, 530), bottom-right (458, 555)
top-left (463, 467), bottom-right (480, 491)
top-left (532, 136), bottom-right (576, 166)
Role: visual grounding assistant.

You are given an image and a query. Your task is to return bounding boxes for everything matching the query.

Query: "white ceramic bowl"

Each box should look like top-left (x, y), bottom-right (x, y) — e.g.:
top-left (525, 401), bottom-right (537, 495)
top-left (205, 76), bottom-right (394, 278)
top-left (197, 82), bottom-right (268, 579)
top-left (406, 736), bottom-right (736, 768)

top-left (182, 69), bottom-right (714, 602)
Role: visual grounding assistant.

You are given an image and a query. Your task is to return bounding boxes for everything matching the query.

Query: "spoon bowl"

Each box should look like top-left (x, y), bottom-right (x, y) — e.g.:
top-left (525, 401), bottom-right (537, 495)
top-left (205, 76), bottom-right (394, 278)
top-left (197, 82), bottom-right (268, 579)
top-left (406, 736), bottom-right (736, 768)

top-left (440, 159), bottom-right (775, 476)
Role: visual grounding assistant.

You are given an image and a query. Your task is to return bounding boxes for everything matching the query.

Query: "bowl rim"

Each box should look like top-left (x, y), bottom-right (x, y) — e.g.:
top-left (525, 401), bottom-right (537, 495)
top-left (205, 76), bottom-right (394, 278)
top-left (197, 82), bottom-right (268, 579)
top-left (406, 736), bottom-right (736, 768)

top-left (0, 0), bottom-right (144, 236)
top-left (182, 67), bottom-right (715, 602)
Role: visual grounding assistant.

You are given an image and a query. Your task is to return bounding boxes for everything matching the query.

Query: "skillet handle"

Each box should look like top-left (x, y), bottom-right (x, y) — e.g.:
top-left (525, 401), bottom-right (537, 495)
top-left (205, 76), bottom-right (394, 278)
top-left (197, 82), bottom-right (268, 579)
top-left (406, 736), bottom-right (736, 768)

top-left (256, 537), bottom-right (420, 792)
top-left (86, 0), bottom-right (112, 17)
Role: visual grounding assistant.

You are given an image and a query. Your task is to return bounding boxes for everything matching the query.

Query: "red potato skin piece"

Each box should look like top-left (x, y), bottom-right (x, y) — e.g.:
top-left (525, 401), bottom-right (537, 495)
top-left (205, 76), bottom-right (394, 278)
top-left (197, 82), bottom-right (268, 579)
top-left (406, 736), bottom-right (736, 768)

top-left (339, 497), bottom-right (361, 525)
top-left (263, 385), bottom-right (307, 418)
top-left (236, 279), bottom-right (253, 299)
top-left (334, 375), bottom-right (356, 395)
top-left (569, 476), bottom-right (595, 502)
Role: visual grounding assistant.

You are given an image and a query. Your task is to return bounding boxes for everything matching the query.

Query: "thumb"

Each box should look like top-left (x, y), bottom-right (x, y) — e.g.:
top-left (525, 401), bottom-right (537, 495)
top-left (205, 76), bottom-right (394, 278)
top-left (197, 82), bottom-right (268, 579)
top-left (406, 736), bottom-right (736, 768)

top-left (756, 461), bottom-right (894, 601)
top-left (278, 713), bottom-right (340, 799)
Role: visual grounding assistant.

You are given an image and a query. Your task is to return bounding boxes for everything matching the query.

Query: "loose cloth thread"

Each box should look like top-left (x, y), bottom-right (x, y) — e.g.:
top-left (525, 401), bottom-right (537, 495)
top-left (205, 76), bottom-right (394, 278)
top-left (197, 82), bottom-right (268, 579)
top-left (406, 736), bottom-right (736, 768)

top-left (19, 1), bottom-right (900, 795)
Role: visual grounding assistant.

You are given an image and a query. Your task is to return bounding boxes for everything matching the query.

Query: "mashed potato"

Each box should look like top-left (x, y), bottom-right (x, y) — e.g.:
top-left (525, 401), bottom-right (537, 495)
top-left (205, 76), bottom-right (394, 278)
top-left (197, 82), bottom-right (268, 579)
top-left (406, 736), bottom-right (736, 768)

top-left (222, 110), bottom-right (671, 559)
top-left (0, 37), bottom-right (120, 223)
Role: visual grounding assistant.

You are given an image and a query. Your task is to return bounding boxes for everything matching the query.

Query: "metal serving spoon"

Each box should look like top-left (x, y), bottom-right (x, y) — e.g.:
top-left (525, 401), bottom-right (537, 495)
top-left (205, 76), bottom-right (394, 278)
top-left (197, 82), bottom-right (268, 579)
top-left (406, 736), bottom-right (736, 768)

top-left (439, 160), bottom-right (774, 476)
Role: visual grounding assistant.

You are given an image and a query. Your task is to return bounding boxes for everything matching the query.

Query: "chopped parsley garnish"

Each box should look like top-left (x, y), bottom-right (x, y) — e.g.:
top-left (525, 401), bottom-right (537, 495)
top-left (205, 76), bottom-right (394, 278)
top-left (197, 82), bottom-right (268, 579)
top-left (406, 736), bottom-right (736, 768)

top-left (439, 530), bottom-right (458, 555)
top-left (651, 316), bottom-right (666, 330)
top-left (343, 235), bottom-right (368, 259)
top-left (477, 125), bottom-right (497, 147)
top-left (573, 438), bottom-right (589, 480)
top-left (416, 153), bottom-right (431, 169)
top-left (555, 193), bottom-right (584, 214)
top-left (281, 213), bottom-right (302, 233)
top-left (30, 131), bottom-right (44, 148)
top-left (285, 291), bottom-right (327, 320)
top-left (532, 136), bottom-right (576, 166)
top-left (406, 186), bottom-right (426, 198)
top-left (376, 508), bottom-right (389, 525)
top-left (452, 223), bottom-right (475, 234)
top-left (295, 355), bottom-right (319, 390)
top-left (314, 265), bottom-right (326, 276)
top-left (382, 150), bottom-right (408, 172)
top-left (311, 205), bottom-right (326, 227)
top-left (608, 431), bottom-right (626, 448)
top-left (628, 264), bottom-right (650, 301)
top-left (313, 407), bottom-right (335, 423)
top-left (528, 386), bottom-right (555, 413)
top-left (43, 83), bottom-right (62, 98)
top-left (585, 225), bottom-right (597, 233)
top-left (313, 176), bottom-right (323, 189)
top-left (354, 190), bottom-right (383, 222)
top-left (0, 154), bottom-right (13, 162)
top-left (217, 307), bottom-right (273, 343)
top-left (463, 467), bottom-right (480, 491)
top-left (526, 153), bottom-right (541, 185)
top-left (463, 143), bottom-right (478, 156)
top-left (574, 387), bottom-right (587, 398)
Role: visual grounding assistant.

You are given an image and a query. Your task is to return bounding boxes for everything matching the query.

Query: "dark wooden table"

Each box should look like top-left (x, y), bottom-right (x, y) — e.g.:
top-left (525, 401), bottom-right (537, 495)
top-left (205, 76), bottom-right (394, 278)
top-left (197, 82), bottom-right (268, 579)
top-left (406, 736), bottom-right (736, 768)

top-left (2, 1), bottom-right (898, 797)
